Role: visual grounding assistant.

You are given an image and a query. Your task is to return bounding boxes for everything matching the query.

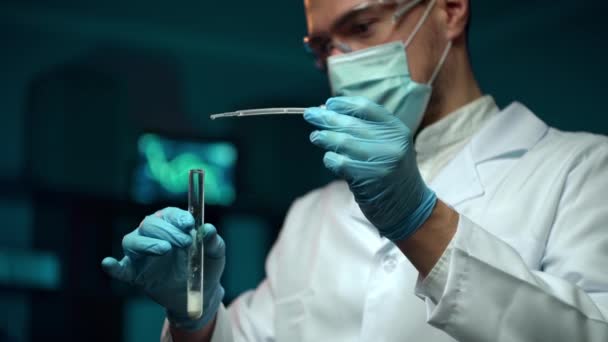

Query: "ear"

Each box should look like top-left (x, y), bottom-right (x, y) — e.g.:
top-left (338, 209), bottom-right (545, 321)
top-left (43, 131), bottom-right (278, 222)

top-left (441, 0), bottom-right (470, 41)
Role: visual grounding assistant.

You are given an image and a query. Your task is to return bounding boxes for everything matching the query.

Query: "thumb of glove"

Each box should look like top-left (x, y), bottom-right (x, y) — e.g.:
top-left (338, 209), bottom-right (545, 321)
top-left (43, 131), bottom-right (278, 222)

top-left (101, 256), bottom-right (135, 284)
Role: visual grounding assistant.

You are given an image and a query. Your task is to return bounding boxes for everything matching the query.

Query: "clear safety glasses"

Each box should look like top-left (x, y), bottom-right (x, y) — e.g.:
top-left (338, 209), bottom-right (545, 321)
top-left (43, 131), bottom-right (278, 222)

top-left (303, 0), bottom-right (424, 70)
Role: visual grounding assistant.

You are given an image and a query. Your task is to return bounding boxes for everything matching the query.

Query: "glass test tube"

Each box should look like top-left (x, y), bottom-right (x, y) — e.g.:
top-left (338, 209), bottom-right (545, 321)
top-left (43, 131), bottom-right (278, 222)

top-left (187, 169), bottom-right (204, 319)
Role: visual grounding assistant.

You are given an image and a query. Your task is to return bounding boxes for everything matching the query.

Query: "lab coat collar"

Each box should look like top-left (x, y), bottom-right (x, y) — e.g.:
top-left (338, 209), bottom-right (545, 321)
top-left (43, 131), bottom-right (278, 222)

top-left (430, 102), bottom-right (549, 206)
top-left (471, 102), bottom-right (549, 164)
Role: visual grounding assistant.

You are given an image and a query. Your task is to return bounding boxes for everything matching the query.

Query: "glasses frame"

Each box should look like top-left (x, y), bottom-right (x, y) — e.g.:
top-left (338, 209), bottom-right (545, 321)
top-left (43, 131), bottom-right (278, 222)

top-left (303, 0), bottom-right (424, 70)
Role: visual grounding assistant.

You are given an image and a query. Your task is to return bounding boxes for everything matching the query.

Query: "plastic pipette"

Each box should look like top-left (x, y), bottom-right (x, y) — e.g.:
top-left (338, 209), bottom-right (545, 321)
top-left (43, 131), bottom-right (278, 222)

top-left (210, 108), bottom-right (309, 120)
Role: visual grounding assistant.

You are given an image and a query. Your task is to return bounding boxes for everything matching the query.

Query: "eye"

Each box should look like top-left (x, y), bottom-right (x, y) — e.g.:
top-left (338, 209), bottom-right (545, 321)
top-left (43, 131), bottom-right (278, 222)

top-left (348, 19), bottom-right (379, 37)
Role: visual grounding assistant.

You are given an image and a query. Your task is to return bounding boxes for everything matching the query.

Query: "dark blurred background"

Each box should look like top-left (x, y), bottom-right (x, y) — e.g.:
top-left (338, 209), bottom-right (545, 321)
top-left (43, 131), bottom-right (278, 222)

top-left (0, 0), bottom-right (606, 341)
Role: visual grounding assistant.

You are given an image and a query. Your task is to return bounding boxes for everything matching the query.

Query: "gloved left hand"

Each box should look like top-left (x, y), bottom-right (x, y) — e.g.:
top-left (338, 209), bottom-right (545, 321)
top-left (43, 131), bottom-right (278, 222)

top-left (101, 207), bottom-right (225, 331)
top-left (304, 96), bottom-right (437, 241)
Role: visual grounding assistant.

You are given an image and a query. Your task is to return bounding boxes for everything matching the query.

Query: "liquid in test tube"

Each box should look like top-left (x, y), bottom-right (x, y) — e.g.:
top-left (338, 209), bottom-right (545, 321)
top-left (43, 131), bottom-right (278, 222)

top-left (187, 169), bottom-right (204, 319)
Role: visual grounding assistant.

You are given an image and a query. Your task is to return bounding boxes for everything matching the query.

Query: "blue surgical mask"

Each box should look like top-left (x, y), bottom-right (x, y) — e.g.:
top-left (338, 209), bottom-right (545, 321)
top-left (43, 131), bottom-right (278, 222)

top-left (327, 0), bottom-right (451, 132)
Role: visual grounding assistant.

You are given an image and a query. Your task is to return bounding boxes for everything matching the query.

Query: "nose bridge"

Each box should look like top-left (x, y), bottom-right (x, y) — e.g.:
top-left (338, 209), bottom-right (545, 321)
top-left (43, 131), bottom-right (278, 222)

top-left (328, 46), bottom-right (346, 59)
top-left (331, 39), bottom-right (354, 55)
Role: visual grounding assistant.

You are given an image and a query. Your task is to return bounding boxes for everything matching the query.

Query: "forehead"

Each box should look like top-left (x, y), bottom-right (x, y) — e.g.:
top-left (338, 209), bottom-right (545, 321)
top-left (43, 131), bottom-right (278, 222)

top-left (304, 0), bottom-right (365, 35)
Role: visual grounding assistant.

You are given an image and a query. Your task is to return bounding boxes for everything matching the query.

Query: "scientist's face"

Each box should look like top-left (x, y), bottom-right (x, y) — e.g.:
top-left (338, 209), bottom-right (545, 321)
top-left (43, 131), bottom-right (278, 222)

top-left (304, 0), bottom-right (447, 85)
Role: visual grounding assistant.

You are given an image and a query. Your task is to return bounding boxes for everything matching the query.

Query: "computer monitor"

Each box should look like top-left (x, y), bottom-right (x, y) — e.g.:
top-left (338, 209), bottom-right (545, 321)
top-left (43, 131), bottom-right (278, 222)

top-left (131, 133), bottom-right (237, 206)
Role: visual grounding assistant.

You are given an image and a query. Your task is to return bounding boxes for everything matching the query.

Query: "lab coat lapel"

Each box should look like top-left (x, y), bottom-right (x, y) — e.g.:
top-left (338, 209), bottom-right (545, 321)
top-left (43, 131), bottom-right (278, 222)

top-left (470, 102), bottom-right (549, 165)
top-left (430, 102), bottom-right (549, 207)
top-left (430, 142), bottom-right (484, 207)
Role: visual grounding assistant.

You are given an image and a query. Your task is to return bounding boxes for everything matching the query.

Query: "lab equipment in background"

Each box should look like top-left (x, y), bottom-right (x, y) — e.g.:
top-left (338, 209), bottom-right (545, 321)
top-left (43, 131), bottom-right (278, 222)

top-left (187, 169), bottom-right (204, 319)
top-left (210, 108), bottom-right (309, 120)
top-left (131, 133), bottom-right (237, 206)
top-left (0, 249), bottom-right (61, 290)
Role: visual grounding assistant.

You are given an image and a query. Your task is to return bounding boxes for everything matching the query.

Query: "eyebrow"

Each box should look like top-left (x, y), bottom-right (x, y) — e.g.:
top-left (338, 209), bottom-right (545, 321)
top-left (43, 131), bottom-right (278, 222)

top-left (307, 0), bottom-right (416, 40)
top-left (307, 2), bottom-right (374, 40)
top-left (330, 3), bottom-right (374, 33)
top-left (329, 0), bottom-right (411, 34)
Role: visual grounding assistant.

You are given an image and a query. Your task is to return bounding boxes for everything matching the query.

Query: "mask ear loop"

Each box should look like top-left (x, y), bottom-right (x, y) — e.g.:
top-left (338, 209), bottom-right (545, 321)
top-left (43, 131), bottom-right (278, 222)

top-left (393, 0), bottom-right (451, 86)
top-left (403, 0), bottom-right (437, 48)
top-left (392, 0), bottom-right (424, 24)
top-left (428, 41), bottom-right (452, 85)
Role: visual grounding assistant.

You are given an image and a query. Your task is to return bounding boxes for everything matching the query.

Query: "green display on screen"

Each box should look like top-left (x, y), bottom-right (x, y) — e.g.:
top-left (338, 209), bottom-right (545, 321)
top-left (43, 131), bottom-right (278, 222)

top-left (132, 134), bottom-right (237, 205)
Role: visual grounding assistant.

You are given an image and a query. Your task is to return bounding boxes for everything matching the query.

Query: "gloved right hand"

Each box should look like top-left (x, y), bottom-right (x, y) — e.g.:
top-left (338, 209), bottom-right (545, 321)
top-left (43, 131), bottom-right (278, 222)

top-left (101, 207), bottom-right (225, 331)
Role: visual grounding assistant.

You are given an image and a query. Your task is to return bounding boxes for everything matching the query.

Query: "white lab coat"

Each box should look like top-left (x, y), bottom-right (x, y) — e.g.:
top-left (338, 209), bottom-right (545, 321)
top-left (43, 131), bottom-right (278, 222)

top-left (162, 102), bottom-right (608, 341)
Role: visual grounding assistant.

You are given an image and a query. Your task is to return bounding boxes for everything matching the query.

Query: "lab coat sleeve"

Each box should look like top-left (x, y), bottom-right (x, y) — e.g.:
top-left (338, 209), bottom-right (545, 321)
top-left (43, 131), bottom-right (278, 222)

top-left (415, 236), bottom-right (454, 304)
top-left (416, 143), bottom-right (608, 341)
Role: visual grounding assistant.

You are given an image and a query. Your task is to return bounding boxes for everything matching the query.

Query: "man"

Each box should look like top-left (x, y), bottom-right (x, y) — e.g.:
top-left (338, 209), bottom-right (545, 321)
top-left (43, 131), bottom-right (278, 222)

top-left (102, 0), bottom-right (608, 341)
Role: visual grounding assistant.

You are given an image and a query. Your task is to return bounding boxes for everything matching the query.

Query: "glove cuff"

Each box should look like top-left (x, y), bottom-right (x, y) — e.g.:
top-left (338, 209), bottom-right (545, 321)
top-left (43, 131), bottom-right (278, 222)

top-left (386, 188), bottom-right (437, 242)
top-left (167, 285), bottom-right (225, 332)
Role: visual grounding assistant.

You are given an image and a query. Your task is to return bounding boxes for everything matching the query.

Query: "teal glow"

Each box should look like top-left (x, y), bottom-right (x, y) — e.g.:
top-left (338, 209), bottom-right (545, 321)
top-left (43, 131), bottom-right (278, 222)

top-left (0, 249), bottom-right (61, 290)
top-left (137, 134), bottom-right (236, 205)
top-left (124, 297), bottom-right (165, 342)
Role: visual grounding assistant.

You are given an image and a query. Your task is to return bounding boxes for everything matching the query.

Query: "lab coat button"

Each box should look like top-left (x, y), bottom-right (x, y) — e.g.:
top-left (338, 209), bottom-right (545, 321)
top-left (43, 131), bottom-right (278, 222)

top-left (383, 254), bottom-right (398, 273)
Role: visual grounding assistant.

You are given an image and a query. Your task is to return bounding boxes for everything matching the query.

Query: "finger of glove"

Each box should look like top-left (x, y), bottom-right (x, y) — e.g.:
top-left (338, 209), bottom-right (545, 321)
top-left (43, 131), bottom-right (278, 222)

top-left (140, 215), bottom-right (193, 248)
top-left (323, 151), bottom-right (382, 181)
top-left (155, 207), bottom-right (194, 231)
top-left (123, 231), bottom-right (172, 260)
top-left (325, 96), bottom-right (393, 123)
top-left (101, 256), bottom-right (136, 284)
top-left (202, 223), bottom-right (225, 260)
top-left (304, 107), bottom-right (373, 138)
top-left (310, 130), bottom-right (380, 161)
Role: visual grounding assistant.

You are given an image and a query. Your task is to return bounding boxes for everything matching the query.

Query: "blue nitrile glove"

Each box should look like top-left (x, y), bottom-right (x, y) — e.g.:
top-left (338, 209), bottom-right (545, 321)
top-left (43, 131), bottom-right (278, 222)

top-left (101, 207), bottom-right (225, 331)
top-left (304, 96), bottom-right (437, 241)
